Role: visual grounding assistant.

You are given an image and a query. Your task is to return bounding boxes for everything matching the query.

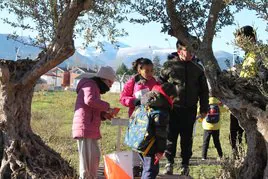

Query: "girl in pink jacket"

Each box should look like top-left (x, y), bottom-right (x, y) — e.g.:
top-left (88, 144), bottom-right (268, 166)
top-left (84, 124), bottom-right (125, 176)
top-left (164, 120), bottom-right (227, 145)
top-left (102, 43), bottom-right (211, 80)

top-left (120, 57), bottom-right (157, 117)
top-left (120, 58), bottom-right (158, 177)
top-left (72, 66), bottom-right (116, 179)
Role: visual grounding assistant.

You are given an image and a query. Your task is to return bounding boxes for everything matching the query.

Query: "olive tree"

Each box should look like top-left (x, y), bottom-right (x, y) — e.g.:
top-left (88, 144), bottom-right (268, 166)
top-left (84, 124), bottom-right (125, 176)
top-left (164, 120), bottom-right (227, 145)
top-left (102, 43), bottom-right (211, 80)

top-left (0, 0), bottom-right (129, 178)
top-left (130, 0), bottom-right (268, 178)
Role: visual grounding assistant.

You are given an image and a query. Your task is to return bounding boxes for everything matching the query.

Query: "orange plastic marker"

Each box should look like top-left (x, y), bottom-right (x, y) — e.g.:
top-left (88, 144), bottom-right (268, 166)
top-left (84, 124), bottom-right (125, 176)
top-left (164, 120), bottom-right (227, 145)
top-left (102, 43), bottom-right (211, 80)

top-left (112, 107), bottom-right (120, 117)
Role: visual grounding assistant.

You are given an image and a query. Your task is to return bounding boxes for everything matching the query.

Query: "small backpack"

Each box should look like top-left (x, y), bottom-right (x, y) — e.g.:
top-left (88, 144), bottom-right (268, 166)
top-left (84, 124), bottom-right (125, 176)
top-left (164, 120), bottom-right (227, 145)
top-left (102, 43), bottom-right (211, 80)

top-left (124, 105), bottom-right (158, 155)
top-left (205, 104), bottom-right (220, 123)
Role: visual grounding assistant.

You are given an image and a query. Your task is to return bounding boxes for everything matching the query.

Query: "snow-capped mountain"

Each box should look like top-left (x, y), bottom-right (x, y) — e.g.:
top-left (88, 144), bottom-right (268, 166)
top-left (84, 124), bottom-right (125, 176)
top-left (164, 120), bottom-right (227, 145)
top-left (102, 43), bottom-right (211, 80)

top-left (0, 34), bottom-right (237, 70)
top-left (0, 34), bottom-right (41, 60)
top-left (114, 46), bottom-right (176, 67)
top-left (214, 50), bottom-right (242, 70)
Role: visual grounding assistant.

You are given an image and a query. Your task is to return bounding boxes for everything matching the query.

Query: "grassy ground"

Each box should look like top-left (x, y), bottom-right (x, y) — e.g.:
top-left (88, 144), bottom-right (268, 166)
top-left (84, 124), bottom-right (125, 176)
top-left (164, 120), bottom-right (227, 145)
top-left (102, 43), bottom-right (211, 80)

top-left (31, 91), bottom-right (237, 178)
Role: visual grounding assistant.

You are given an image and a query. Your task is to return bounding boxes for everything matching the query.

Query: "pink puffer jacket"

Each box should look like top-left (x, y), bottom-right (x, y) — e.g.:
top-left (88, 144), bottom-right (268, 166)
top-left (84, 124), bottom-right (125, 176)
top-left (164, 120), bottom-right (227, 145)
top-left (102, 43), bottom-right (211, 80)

top-left (120, 75), bottom-right (157, 117)
top-left (72, 78), bottom-right (110, 139)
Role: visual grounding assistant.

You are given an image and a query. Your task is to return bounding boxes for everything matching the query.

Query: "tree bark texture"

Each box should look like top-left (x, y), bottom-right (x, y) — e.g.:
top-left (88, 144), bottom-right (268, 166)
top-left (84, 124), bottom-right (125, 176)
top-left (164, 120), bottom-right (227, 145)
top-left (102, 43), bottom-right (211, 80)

top-left (0, 1), bottom-right (93, 177)
top-left (166, 0), bottom-right (268, 177)
top-left (217, 74), bottom-right (268, 179)
top-left (257, 115), bottom-right (268, 178)
top-left (0, 61), bottom-right (77, 178)
top-left (233, 109), bottom-right (267, 179)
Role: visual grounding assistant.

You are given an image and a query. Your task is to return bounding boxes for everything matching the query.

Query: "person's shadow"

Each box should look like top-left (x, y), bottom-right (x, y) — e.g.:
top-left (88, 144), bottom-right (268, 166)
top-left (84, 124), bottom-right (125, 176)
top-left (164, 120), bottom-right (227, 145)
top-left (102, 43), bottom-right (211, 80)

top-left (190, 156), bottom-right (222, 165)
top-left (156, 174), bottom-right (193, 179)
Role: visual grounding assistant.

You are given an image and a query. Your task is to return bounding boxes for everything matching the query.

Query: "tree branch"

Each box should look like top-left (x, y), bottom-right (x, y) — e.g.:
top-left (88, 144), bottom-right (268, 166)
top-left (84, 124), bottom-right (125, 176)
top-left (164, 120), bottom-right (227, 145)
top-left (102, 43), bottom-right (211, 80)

top-left (197, 0), bottom-right (227, 91)
top-left (165, 0), bottom-right (191, 43)
top-left (202, 0), bottom-right (226, 50)
top-left (17, 0), bottom-right (90, 87)
top-left (244, 0), bottom-right (268, 21)
top-left (50, 0), bottom-right (59, 33)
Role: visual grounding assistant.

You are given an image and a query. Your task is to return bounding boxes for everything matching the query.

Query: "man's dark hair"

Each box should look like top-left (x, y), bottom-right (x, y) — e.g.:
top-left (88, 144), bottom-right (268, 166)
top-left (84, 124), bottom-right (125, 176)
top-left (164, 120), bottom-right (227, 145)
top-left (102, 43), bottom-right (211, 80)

top-left (176, 39), bottom-right (185, 49)
top-left (176, 38), bottom-right (199, 50)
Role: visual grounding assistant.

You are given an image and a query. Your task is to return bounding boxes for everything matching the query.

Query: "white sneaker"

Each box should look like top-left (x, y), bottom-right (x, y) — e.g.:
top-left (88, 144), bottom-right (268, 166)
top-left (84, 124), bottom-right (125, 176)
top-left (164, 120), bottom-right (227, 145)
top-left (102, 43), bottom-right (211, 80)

top-left (179, 165), bottom-right (190, 176)
top-left (164, 163), bottom-right (173, 175)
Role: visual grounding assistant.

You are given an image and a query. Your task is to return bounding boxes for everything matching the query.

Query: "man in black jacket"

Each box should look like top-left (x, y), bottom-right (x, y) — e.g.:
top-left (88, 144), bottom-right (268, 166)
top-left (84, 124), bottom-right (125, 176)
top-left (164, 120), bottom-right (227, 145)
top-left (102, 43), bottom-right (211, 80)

top-left (160, 40), bottom-right (209, 176)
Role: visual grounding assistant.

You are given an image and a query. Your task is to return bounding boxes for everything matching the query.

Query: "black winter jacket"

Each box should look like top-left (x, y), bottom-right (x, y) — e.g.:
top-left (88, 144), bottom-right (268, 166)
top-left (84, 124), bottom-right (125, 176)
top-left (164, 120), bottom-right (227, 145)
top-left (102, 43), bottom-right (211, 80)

top-left (160, 52), bottom-right (209, 113)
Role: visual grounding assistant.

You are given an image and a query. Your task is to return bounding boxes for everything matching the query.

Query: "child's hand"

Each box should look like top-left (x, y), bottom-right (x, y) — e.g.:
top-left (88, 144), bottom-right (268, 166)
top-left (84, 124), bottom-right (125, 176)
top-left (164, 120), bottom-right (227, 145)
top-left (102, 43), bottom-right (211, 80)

top-left (154, 152), bottom-right (164, 165)
top-left (100, 112), bottom-right (107, 121)
top-left (101, 111), bottom-right (113, 121)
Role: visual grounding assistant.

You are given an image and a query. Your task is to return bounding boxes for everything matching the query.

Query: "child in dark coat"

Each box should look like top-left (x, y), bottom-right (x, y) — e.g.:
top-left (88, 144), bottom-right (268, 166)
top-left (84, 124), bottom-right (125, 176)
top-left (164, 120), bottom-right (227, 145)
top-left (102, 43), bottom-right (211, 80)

top-left (139, 82), bottom-right (176, 179)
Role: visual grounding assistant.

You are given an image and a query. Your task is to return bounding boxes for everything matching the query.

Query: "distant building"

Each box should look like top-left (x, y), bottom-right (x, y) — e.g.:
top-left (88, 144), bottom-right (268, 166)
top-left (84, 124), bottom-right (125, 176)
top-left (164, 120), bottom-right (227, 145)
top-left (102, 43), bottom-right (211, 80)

top-left (38, 66), bottom-right (96, 91)
top-left (39, 71), bottom-right (62, 91)
top-left (34, 78), bottom-right (49, 92)
top-left (48, 67), bottom-right (68, 87)
top-left (38, 66), bottom-right (127, 93)
top-left (73, 72), bottom-right (126, 93)
top-left (73, 72), bottom-right (96, 89)
top-left (110, 81), bottom-right (122, 93)
top-left (70, 67), bottom-right (96, 88)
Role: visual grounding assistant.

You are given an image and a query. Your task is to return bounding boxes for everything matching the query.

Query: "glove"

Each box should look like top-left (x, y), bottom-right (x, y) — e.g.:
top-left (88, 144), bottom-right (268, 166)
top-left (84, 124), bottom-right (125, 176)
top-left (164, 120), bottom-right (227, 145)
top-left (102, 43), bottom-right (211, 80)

top-left (133, 99), bottom-right (141, 106)
top-left (101, 111), bottom-right (113, 121)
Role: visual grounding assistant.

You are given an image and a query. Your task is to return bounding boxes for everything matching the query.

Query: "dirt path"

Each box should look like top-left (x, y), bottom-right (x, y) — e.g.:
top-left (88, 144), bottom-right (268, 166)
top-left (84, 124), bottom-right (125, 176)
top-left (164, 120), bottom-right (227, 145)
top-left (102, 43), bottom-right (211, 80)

top-left (98, 157), bottom-right (222, 179)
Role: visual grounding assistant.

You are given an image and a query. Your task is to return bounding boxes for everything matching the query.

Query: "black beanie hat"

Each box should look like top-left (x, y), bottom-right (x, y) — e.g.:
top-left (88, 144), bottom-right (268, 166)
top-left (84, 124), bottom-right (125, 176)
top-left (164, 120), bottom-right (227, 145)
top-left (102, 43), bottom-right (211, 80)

top-left (161, 82), bottom-right (177, 97)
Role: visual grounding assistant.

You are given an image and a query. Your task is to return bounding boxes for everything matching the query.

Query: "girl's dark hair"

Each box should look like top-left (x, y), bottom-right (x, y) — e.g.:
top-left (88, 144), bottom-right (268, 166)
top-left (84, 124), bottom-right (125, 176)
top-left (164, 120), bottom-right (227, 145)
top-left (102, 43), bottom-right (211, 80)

top-left (132, 58), bottom-right (153, 72)
top-left (235, 25), bottom-right (256, 41)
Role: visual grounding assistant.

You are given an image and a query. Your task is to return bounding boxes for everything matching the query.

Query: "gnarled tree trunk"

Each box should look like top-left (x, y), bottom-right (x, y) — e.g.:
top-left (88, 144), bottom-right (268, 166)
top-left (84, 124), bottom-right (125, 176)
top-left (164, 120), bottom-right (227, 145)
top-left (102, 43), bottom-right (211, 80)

top-left (217, 74), bottom-right (268, 179)
top-left (0, 61), bottom-right (76, 178)
top-left (0, 1), bottom-right (91, 177)
top-left (198, 46), bottom-right (268, 178)
top-left (234, 109), bottom-right (267, 179)
top-left (165, 0), bottom-right (268, 177)
top-left (257, 114), bottom-right (268, 178)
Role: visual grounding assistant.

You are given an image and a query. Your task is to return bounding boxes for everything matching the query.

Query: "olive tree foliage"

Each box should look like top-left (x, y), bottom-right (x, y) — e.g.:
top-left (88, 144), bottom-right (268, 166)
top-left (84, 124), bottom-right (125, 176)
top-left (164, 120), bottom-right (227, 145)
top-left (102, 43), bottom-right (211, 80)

top-left (153, 55), bottom-right (162, 76)
top-left (234, 0), bottom-right (268, 79)
top-left (235, 0), bottom-right (268, 22)
top-left (0, 0), bottom-right (129, 49)
top-left (0, 0), bottom-right (130, 178)
top-left (231, 0), bottom-right (268, 99)
top-left (234, 35), bottom-right (268, 98)
top-left (130, 0), bottom-right (268, 178)
top-left (116, 63), bottom-right (129, 75)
